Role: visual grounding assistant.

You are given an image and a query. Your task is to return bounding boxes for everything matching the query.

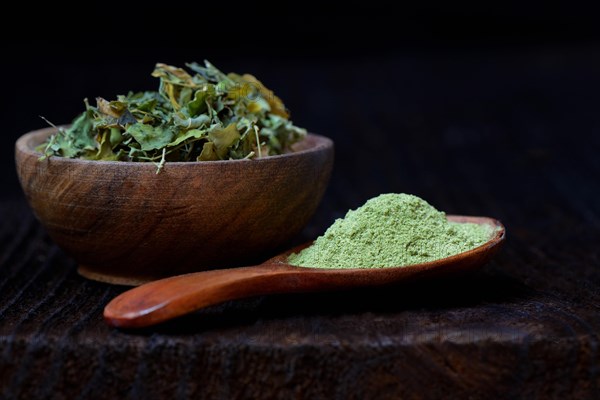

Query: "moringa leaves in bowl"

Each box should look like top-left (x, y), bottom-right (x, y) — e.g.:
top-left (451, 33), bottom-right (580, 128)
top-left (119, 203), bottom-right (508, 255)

top-left (39, 61), bottom-right (307, 171)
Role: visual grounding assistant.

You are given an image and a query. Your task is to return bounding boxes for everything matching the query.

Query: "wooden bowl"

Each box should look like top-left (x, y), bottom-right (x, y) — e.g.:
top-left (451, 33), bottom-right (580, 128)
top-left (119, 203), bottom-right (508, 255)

top-left (15, 127), bottom-right (334, 285)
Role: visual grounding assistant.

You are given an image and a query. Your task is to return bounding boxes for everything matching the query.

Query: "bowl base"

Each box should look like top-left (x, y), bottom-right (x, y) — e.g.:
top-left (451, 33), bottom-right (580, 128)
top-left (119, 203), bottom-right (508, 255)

top-left (78, 265), bottom-right (152, 286)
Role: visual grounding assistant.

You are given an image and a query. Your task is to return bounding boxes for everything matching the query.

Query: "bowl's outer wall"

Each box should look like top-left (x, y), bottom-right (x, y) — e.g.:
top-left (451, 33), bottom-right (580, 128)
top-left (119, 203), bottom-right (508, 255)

top-left (15, 128), bottom-right (334, 281)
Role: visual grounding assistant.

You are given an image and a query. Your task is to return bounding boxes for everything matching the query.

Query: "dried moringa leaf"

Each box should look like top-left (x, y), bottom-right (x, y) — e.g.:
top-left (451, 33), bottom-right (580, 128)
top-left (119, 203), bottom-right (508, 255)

top-left (97, 98), bottom-right (122, 118)
top-left (208, 123), bottom-right (241, 159)
top-left (118, 110), bottom-right (137, 126)
top-left (239, 73), bottom-right (289, 118)
top-left (126, 123), bottom-right (175, 151)
top-left (168, 128), bottom-right (206, 147)
top-left (187, 90), bottom-right (208, 117)
top-left (90, 130), bottom-right (119, 161)
top-left (197, 142), bottom-right (219, 161)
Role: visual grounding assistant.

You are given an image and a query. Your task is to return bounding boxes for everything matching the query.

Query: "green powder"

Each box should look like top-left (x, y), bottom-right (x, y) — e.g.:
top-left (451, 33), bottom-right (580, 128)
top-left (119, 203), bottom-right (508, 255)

top-left (287, 193), bottom-right (493, 269)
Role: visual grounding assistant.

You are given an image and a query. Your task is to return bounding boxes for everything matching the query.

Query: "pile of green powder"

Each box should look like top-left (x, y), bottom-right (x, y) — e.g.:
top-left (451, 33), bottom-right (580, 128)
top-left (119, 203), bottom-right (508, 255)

top-left (288, 193), bottom-right (493, 269)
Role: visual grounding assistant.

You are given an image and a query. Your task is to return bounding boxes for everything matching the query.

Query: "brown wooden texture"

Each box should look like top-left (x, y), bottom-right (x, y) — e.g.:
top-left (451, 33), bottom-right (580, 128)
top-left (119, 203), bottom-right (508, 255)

top-left (104, 216), bottom-right (504, 328)
top-left (15, 128), bottom-right (334, 284)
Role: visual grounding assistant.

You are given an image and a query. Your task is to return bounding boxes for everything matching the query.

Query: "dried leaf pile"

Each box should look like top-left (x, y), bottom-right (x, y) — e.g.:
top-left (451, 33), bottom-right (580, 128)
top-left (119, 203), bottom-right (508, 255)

top-left (39, 61), bottom-right (307, 171)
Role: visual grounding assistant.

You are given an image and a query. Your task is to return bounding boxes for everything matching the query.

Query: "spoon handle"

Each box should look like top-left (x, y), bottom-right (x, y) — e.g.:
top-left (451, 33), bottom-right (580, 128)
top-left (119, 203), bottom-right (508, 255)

top-left (103, 263), bottom-right (304, 328)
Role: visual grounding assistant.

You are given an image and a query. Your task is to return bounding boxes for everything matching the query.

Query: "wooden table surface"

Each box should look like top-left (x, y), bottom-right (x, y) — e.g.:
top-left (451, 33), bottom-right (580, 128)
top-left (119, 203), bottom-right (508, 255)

top-left (1, 47), bottom-right (599, 399)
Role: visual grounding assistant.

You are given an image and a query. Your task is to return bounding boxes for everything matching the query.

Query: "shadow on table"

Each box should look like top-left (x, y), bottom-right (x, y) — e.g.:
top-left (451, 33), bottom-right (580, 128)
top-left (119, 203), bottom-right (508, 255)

top-left (122, 267), bottom-right (534, 336)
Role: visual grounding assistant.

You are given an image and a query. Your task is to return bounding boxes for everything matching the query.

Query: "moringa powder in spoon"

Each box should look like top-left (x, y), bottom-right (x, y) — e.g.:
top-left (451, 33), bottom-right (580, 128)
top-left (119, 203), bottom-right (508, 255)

top-left (287, 193), bottom-right (494, 269)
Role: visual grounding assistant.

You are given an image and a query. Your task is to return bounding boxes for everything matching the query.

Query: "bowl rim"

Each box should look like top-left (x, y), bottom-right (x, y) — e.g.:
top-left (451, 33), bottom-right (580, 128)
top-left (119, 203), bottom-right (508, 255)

top-left (16, 126), bottom-right (333, 167)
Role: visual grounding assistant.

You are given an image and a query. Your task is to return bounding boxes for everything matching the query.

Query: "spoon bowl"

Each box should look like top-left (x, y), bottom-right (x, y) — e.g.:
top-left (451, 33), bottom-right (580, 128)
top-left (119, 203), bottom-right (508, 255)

top-left (104, 215), bottom-right (505, 328)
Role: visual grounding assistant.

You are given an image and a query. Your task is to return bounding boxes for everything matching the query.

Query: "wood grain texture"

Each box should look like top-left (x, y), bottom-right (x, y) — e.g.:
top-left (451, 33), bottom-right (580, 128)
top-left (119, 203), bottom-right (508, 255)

top-left (2, 49), bottom-right (600, 399)
top-left (15, 128), bottom-right (334, 284)
top-left (104, 216), bottom-right (504, 328)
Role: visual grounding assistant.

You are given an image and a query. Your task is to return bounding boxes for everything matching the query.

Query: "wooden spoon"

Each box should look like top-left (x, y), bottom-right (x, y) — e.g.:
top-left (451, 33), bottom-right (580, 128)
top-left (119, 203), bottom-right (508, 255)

top-left (104, 216), bottom-right (505, 328)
